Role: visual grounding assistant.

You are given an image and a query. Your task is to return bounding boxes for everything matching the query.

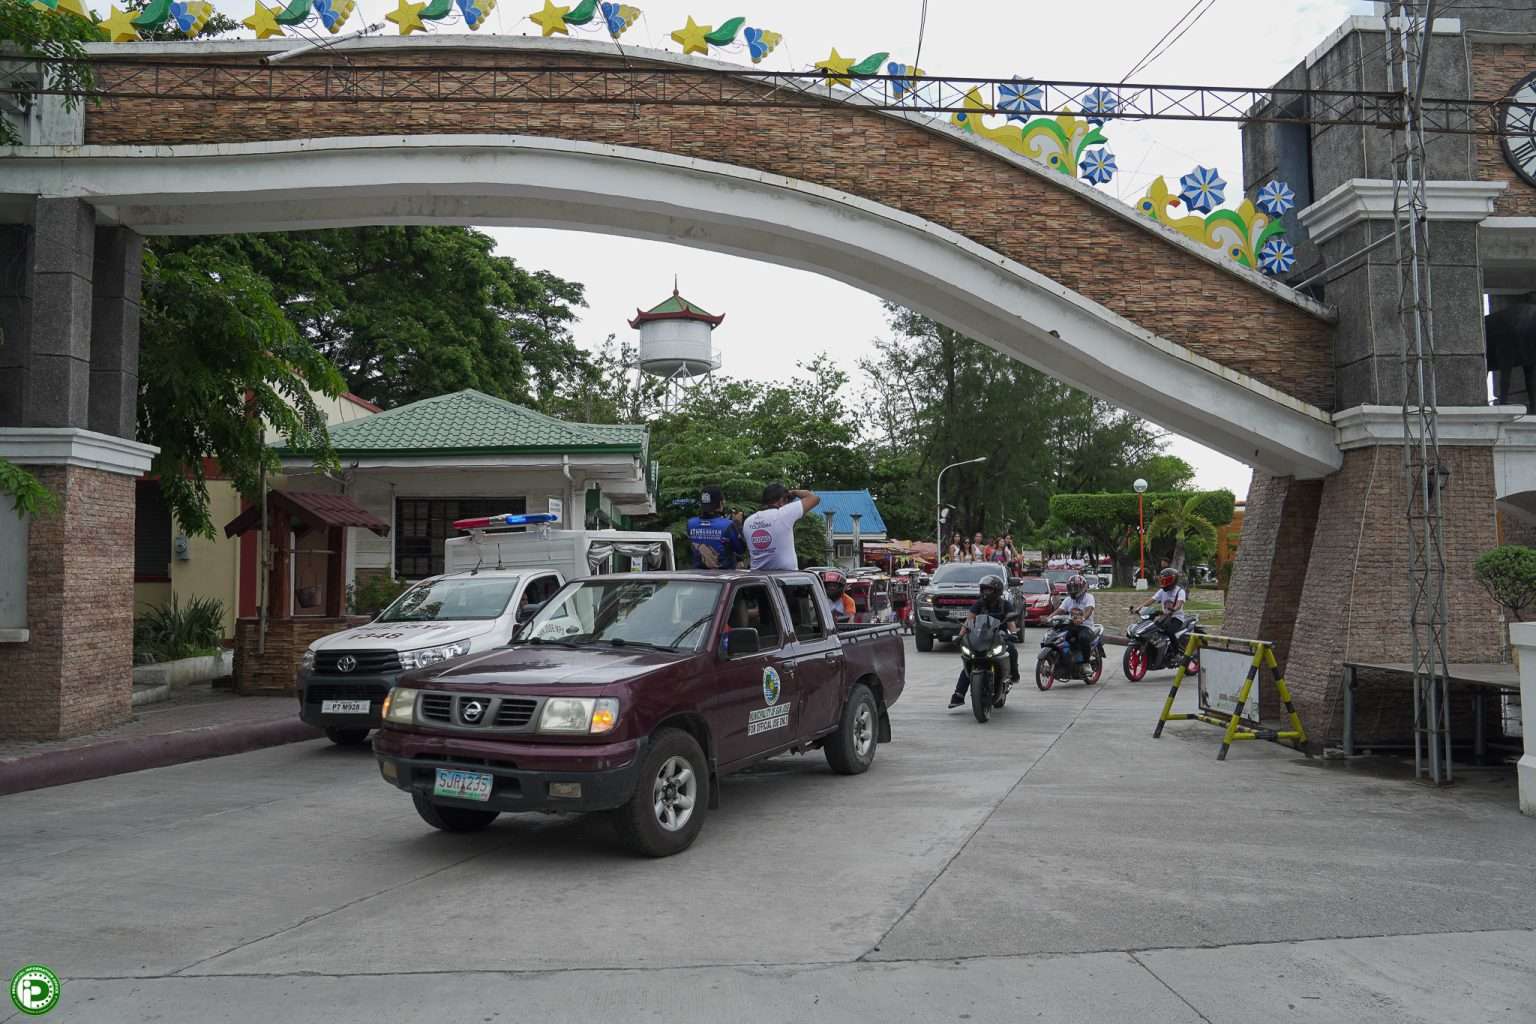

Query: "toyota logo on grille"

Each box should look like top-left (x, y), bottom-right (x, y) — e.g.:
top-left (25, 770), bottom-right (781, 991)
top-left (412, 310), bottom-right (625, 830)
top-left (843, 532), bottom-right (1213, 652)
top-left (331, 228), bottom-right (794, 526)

top-left (461, 699), bottom-right (486, 723)
top-left (336, 655), bottom-right (357, 673)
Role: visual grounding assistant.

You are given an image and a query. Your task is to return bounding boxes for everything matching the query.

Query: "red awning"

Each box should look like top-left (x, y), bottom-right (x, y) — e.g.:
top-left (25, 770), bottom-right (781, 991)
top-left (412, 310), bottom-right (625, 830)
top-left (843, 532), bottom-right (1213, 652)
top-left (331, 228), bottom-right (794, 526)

top-left (223, 490), bottom-right (390, 539)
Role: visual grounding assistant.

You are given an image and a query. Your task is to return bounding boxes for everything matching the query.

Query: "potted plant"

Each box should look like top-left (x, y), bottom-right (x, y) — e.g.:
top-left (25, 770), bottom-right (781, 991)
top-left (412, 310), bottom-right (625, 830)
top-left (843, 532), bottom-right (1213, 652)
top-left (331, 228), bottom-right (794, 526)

top-left (1474, 545), bottom-right (1536, 664)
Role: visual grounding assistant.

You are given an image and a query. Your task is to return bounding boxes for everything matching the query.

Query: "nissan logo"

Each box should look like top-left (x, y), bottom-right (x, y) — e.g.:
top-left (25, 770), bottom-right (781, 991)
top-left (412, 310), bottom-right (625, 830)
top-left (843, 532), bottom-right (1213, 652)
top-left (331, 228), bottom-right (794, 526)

top-left (336, 655), bottom-right (357, 673)
top-left (461, 700), bottom-right (486, 723)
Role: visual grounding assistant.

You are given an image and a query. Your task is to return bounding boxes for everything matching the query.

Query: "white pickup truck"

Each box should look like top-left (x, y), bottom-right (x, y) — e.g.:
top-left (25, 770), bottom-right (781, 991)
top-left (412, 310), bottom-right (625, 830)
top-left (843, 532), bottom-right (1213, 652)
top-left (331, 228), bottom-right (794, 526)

top-left (298, 518), bottom-right (675, 745)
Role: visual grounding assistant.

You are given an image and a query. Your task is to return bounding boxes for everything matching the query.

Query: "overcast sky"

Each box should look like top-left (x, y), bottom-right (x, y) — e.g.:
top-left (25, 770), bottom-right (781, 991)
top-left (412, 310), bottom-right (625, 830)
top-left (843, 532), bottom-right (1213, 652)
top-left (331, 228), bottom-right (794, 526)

top-left (324, 0), bottom-right (1379, 497)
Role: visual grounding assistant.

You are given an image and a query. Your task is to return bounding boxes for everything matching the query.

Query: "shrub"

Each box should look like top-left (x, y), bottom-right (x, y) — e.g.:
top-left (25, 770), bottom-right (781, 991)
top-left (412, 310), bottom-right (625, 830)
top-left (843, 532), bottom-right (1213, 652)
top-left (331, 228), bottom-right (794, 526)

top-left (1474, 545), bottom-right (1536, 621)
top-left (134, 594), bottom-right (225, 662)
top-left (350, 574), bottom-right (412, 617)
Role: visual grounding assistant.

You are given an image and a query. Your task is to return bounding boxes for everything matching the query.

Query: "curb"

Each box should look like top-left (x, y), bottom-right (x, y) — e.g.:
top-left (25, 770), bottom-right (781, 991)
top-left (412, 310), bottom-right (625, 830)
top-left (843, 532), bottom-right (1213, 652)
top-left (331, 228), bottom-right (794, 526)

top-left (0, 717), bottom-right (324, 797)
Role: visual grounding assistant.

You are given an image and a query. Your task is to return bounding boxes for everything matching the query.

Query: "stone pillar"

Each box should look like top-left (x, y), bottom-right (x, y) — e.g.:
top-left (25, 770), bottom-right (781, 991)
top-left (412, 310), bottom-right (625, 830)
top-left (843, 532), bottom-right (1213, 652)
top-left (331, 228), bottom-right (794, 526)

top-left (24, 198), bottom-right (95, 428)
top-left (0, 434), bottom-right (155, 739)
top-left (90, 227), bottom-right (143, 439)
top-left (1285, 415), bottom-right (1511, 749)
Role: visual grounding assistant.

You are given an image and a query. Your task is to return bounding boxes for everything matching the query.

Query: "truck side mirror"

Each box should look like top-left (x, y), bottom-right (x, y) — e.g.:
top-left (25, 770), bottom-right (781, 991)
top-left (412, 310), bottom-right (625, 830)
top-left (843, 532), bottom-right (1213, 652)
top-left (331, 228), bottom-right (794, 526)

top-left (724, 627), bottom-right (761, 657)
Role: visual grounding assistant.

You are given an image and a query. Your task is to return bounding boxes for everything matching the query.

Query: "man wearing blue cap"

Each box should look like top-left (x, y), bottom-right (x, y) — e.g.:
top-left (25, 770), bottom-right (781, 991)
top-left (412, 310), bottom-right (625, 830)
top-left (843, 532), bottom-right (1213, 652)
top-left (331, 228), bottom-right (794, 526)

top-left (687, 485), bottom-right (747, 570)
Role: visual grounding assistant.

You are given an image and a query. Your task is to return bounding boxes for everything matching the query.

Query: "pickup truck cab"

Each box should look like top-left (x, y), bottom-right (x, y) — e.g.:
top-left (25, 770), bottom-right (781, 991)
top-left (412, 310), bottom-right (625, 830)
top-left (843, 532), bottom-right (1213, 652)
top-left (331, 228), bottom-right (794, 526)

top-left (297, 523), bottom-right (674, 746)
top-left (373, 570), bottom-right (906, 857)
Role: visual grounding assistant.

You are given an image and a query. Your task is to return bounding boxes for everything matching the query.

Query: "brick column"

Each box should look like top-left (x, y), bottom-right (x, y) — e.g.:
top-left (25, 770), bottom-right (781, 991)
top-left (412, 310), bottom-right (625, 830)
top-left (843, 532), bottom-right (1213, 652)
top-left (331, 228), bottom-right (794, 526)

top-left (1285, 439), bottom-right (1505, 749)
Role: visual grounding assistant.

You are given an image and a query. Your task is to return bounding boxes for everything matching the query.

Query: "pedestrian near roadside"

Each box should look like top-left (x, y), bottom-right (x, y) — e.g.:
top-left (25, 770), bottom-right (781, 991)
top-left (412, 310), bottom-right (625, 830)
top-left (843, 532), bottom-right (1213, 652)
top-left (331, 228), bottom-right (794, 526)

top-left (743, 483), bottom-right (821, 571)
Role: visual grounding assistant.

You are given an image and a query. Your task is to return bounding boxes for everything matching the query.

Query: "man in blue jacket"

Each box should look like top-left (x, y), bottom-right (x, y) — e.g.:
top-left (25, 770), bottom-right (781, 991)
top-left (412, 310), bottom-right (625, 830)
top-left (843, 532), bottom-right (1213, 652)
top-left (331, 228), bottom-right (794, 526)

top-left (687, 486), bottom-right (747, 570)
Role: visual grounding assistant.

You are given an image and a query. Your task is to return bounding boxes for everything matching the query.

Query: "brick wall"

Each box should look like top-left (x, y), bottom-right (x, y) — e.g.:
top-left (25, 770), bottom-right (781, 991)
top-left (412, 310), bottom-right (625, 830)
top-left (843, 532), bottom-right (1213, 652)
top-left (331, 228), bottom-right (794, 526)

top-left (81, 49), bottom-right (1335, 410)
top-left (1284, 445), bottom-right (1504, 747)
top-left (1472, 42), bottom-right (1536, 216)
top-left (233, 616), bottom-right (365, 694)
top-left (0, 465), bottom-right (134, 740)
top-left (1497, 502), bottom-right (1536, 548)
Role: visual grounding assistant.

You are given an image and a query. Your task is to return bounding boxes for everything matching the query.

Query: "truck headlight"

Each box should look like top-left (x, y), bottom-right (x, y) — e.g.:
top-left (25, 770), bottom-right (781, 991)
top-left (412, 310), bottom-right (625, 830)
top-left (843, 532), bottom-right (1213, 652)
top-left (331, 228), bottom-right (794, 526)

top-left (382, 687), bottom-right (418, 724)
top-left (538, 697), bottom-right (621, 735)
top-left (398, 640), bottom-right (471, 670)
top-left (301, 648), bottom-right (316, 671)
top-left (919, 594), bottom-right (934, 606)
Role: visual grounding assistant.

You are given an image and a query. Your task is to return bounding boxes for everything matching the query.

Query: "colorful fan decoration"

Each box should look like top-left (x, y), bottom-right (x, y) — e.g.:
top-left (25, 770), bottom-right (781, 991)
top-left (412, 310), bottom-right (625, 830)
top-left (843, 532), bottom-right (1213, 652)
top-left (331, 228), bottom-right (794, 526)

top-left (744, 26), bottom-right (781, 64)
top-left (602, 2), bottom-right (639, 38)
top-left (1080, 86), bottom-right (1120, 124)
top-left (1178, 165), bottom-right (1227, 214)
top-left (887, 61), bottom-right (925, 100)
top-left (1138, 171), bottom-right (1297, 276)
top-left (998, 78), bottom-right (1044, 122)
top-left (668, 15), bottom-right (780, 60)
top-left (242, 0), bottom-right (357, 38)
top-left (951, 88), bottom-right (1116, 185)
top-left (1079, 147), bottom-right (1117, 186)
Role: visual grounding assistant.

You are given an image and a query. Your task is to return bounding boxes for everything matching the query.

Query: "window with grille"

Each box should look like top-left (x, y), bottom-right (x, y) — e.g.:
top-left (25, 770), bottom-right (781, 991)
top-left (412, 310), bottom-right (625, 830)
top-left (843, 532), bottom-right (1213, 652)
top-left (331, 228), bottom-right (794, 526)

top-left (394, 497), bottom-right (526, 579)
top-left (134, 482), bottom-right (173, 581)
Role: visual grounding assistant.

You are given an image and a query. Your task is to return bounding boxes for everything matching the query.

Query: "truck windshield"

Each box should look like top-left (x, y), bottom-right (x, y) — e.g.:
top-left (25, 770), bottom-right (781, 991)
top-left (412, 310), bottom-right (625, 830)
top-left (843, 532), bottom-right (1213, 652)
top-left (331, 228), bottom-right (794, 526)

top-left (528, 579), bottom-right (722, 652)
top-left (931, 564), bottom-right (1001, 585)
top-left (377, 576), bottom-right (520, 622)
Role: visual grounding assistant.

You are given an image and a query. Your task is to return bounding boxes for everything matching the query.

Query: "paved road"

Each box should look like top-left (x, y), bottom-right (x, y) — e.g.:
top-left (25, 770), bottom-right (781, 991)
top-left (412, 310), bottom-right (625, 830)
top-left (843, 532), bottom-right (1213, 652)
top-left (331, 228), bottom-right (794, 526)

top-left (3, 632), bottom-right (1533, 1023)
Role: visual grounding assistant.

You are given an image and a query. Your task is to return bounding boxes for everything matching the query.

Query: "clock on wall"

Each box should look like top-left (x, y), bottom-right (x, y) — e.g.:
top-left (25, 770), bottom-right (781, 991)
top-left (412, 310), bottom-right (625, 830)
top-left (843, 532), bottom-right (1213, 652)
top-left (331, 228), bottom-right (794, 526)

top-left (1501, 70), bottom-right (1536, 188)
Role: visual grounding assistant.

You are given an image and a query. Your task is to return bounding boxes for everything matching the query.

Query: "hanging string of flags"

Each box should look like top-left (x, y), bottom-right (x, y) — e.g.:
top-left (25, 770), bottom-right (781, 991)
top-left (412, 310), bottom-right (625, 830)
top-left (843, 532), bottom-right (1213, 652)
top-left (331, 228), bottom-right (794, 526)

top-left (41, 0), bottom-right (1300, 276)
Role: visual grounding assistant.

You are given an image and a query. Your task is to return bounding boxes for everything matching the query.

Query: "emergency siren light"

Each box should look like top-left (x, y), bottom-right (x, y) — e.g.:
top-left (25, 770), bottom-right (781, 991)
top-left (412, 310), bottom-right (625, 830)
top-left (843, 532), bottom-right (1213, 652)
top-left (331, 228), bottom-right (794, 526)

top-left (451, 512), bottom-right (560, 531)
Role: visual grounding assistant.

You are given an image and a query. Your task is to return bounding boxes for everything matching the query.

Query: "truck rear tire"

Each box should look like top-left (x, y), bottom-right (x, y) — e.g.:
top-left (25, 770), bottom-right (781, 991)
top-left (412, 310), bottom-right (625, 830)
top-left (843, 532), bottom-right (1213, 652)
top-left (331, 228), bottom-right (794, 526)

top-left (612, 728), bottom-right (709, 858)
top-left (412, 793), bottom-right (500, 833)
top-left (915, 629), bottom-right (934, 653)
top-left (325, 727), bottom-right (371, 747)
top-left (824, 683), bottom-right (878, 775)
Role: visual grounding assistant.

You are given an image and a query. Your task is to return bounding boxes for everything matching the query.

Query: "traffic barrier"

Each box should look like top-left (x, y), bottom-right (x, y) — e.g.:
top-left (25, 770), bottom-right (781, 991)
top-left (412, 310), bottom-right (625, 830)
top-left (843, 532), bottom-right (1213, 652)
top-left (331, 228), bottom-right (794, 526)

top-left (1152, 633), bottom-right (1308, 759)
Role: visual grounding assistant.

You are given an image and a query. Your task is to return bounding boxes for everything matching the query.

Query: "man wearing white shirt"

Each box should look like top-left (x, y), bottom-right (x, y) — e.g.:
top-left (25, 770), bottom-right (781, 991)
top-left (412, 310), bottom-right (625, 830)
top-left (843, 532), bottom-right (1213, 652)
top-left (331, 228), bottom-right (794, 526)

top-left (744, 483), bottom-right (821, 572)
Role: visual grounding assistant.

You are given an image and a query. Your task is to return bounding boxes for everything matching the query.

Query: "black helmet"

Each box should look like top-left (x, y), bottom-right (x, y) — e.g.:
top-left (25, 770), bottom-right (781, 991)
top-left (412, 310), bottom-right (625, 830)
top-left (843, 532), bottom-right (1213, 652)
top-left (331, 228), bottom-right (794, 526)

top-left (980, 573), bottom-right (1004, 599)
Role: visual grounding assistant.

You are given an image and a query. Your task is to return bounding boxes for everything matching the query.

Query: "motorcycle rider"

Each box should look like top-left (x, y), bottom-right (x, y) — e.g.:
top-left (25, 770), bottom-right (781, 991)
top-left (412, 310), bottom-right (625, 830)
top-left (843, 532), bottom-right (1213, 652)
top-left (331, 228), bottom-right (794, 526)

top-left (1133, 567), bottom-right (1188, 655)
top-left (948, 573), bottom-right (1020, 708)
top-left (1057, 573), bottom-right (1097, 675)
top-left (820, 568), bottom-right (856, 623)
top-left (686, 485), bottom-right (746, 570)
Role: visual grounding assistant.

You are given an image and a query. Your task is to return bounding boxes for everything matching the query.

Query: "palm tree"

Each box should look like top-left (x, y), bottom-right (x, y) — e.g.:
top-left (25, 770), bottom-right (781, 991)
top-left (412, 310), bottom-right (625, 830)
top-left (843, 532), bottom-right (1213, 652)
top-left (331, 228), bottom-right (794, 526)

top-left (1148, 495), bottom-right (1218, 574)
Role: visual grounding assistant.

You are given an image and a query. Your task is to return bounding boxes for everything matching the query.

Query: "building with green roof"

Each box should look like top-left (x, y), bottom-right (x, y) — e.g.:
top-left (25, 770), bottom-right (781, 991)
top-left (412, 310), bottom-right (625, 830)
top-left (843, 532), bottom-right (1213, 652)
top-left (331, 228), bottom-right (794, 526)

top-left (279, 389), bottom-right (655, 580)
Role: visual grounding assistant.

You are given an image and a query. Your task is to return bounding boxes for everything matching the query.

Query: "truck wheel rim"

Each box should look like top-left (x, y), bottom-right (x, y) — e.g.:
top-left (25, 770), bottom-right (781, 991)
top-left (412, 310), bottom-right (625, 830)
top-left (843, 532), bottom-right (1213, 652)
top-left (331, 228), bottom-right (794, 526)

top-left (853, 702), bottom-right (875, 760)
top-left (652, 755), bottom-right (697, 832)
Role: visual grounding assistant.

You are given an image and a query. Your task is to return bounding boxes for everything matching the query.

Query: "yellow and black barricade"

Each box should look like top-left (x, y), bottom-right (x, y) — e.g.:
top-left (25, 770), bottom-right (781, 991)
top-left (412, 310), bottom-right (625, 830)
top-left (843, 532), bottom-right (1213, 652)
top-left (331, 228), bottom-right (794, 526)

top-left (1152, 633), bottom-right (1308, 759)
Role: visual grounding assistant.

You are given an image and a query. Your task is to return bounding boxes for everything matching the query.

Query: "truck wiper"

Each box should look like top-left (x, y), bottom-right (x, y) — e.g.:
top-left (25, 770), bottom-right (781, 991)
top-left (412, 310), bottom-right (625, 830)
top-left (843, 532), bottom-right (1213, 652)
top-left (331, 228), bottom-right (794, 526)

top-left (604, 638), bottom-right (677, 652)
top-left (525, 636), bottom-right (583, 648)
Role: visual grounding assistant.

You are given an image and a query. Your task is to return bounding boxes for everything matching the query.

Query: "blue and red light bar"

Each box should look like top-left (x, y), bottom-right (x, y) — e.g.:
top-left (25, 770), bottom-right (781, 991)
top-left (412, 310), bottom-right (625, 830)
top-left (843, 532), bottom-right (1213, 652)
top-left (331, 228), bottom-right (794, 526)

top-left (452, 512), bottom-right (561, 531)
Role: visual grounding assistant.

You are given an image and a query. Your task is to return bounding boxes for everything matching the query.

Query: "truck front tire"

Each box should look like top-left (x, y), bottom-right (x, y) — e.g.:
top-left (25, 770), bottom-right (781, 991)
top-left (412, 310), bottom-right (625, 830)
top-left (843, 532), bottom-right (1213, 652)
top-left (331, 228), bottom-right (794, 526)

top-left (825, 683), bottom-right (879, 775)
top-left (612, 728), bottom-right (709, 858)
top-left (412, 793), bottom-right (500, 833)
top-left (915, 628), bottom-right (934, 653)
top-left (325, 727), bottom-right (371, 747)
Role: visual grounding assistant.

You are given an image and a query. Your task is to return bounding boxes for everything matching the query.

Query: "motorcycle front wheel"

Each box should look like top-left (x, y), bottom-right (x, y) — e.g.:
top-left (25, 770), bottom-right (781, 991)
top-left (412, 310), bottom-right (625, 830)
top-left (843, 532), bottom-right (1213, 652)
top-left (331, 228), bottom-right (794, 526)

top-left (970, 668), bottom-right (992, 723)
top-left (1122, 644), bottom-right (1148, 682)
top-left (1034, 652), bottom-right (1057, 691)
top-left (1084, 650), bottom-right (1103, 685)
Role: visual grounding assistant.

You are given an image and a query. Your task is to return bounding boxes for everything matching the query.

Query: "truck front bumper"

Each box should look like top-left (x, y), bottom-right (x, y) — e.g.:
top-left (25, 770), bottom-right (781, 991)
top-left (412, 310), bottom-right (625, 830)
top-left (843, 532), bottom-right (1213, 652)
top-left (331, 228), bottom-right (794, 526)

top-left (916, 607), bottom-right (964, 638)
top-left (297, 670), bottom-right (402, 731)
top-left (374, 730), bottom-right (645, 814)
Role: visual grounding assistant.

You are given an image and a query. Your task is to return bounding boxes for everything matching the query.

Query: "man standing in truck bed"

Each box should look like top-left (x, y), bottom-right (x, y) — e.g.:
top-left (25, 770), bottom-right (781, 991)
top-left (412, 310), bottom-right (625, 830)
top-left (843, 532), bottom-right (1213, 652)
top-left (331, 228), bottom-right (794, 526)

top-left (687, 485), bottom-right (747, 570)
top-left (744, 483), bottom-right (821, 571)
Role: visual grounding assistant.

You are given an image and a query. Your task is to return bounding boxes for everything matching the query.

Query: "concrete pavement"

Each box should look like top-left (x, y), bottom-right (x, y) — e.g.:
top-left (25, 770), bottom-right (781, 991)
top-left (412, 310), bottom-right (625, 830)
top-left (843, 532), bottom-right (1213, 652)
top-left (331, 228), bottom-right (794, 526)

top-left (1, 631), bottom-right (1531, 1023)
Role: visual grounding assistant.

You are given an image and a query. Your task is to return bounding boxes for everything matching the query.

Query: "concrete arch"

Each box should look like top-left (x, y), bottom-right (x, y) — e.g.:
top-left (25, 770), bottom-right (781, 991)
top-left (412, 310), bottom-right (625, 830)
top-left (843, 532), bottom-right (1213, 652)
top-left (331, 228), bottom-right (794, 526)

top-left (5, 133), bottom-right (1341, 476)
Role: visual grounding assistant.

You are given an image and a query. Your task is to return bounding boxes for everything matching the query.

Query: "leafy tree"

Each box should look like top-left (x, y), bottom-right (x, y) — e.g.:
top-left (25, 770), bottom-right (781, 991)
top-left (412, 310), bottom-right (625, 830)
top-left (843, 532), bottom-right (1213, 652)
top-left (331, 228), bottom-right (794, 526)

top-left (1049, 490), bottom-right (1234, 585)
top-left (1148, 494), bottom-right (1219, 572)
top-left (1131, 454), bottom-right (1195, 493)
top-left (0, 459), bottom-right (56, 515)
top-left (1474, 545), bottom-right (1536, 621)
top-left (0, 0), bottom-right (100, 147)
top-left (138, 244), bottom-right (344, 536)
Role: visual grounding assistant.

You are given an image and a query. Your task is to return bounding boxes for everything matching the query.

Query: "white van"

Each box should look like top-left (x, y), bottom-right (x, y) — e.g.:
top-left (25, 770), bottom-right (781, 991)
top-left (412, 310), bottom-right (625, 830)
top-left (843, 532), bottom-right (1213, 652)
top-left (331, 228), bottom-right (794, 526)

top-left (298, 517), bottom-right (674, 745)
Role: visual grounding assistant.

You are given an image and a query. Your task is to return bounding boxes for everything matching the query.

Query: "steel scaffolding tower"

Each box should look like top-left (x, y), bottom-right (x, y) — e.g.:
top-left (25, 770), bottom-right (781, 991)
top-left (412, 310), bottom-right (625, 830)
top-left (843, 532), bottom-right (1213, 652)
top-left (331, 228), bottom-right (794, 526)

top-left (1384, 1), bottom-right (1454, 785)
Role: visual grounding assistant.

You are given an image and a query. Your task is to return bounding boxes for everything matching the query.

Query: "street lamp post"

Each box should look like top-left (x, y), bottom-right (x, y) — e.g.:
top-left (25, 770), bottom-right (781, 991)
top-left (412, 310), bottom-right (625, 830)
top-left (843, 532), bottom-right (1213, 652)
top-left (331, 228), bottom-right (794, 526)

top-left (1134, 477), bottom-right (1149, 585)
top-left (937, 457), bottom-right (987, 562)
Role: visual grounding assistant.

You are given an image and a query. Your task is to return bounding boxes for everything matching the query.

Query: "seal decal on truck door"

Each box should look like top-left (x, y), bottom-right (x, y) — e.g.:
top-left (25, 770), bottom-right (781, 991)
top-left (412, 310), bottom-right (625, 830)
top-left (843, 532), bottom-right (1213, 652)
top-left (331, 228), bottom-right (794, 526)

top-left (762, 667), bottom-right (781, 706)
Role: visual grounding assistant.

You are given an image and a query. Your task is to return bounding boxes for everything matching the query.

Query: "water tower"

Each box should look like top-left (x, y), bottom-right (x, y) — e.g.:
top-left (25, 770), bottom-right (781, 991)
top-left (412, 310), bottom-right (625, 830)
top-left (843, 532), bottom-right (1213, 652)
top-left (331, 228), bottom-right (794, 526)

top-left (629, 283), bottom-right (723, 410)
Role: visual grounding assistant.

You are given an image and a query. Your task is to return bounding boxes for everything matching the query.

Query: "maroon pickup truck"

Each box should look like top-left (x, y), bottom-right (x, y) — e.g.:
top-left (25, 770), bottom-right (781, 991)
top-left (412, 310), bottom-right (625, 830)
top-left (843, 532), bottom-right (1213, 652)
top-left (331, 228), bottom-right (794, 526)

top-left (373, 570), bottom-right (906, 857)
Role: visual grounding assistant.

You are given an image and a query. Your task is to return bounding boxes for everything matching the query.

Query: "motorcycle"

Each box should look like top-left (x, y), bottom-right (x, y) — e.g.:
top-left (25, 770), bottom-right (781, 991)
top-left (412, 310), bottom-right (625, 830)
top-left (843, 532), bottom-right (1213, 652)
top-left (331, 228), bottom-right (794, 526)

top-left (1122, 607), bottom-right (1202, 682)
top-left (959, 612), bottom-right (1013, 723)
top-left (1035, 614), bottom-right (1105, 690)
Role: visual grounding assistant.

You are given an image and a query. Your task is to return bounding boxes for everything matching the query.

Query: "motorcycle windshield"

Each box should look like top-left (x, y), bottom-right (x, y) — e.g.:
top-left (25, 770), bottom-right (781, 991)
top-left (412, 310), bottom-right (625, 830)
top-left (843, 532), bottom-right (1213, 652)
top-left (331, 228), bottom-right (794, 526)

top-left (968, 614), bottom-right (1004, 651)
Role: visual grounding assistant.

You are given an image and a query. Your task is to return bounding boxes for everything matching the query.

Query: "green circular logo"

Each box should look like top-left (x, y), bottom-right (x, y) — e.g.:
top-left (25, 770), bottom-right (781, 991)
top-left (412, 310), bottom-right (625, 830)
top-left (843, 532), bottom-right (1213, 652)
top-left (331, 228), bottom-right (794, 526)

top-left (10, 965), bottom-right (60, 1016)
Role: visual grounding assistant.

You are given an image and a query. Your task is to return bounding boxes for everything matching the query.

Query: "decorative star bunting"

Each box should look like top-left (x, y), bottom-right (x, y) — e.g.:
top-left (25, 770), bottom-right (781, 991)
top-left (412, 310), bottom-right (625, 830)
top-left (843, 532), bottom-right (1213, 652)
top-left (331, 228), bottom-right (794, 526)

top-left (386, 0), bottom-right (427, 33)
top-left (1255, 179), bottom-right (1296, 217)
top-left (529, 0), bottom-right (570, 35)
top-left (54, 0), bottom-right (90, 18)
top-left (1079, 148), bottom-right (1117, 186)
top-left (670, 16), bottom-right (710, 55)
top-left (243, 2), bottom-right (285, 37)
top-left (1258, 238), bottom-right (1296, 276)
top-left (999, 77), bottom-right (1044, 121)
top-left (815, 48), bottom-right (857, 87)
top-left (1178, 165), bottom-right (1227, 214)
top-left (101, 4), bottom-right (141, 40)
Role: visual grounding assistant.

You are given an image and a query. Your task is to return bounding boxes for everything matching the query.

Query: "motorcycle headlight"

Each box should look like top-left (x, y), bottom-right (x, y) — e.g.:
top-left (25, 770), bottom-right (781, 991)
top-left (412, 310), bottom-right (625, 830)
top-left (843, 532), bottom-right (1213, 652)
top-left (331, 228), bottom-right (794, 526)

top-left (382, 687), bottom-right (418, 724)
top-left (398, 640), bottom-right (471, 670)
top-left (960, 644), bottom-right (972, 656)
top-left (990, 644), bottom-right (1005, 656)
top-left (301, 648), bottom-right (316, 671)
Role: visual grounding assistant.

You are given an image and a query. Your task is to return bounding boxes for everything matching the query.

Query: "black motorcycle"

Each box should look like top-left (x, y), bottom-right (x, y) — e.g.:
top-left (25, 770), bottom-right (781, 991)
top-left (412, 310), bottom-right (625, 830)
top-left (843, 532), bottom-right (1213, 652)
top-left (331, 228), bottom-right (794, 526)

top-left (1122, 608), bottom-right (1201, 682)
top-left (1035, 614), bottom-right (1105, 690)
top-left (959, 613), bottom-right (1012, 723)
